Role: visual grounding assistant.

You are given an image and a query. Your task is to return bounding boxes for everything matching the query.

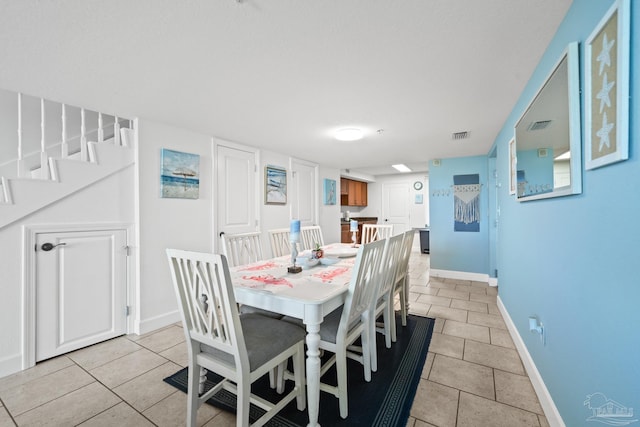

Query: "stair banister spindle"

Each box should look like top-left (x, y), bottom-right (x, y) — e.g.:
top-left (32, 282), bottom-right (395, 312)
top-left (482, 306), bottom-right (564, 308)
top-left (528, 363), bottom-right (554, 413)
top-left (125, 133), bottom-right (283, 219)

top-left (61, 103), bottom-right (68, 158)
top-left (80, 108), bottom-right (88, 161)
top-left (40, 98), bottom-right (48, 179)
top-left (98, 112), bottom-right (104, 143)
top-left (17, 93), bottom-right (26, 178)
top-left (114, 116), bottom-right (121, 146)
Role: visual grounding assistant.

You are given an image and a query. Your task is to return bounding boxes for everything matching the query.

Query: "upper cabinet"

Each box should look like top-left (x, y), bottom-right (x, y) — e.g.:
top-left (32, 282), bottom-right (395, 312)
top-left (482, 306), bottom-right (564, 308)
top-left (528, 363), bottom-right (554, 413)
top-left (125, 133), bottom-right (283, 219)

top-left (340, 178), bottom-right (368, 206)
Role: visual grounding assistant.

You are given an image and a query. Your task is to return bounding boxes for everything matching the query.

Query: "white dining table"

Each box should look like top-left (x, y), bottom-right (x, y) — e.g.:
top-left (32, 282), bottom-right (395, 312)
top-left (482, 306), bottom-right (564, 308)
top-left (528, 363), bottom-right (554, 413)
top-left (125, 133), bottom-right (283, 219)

top-left (230, 243), bottom-right (359, 427)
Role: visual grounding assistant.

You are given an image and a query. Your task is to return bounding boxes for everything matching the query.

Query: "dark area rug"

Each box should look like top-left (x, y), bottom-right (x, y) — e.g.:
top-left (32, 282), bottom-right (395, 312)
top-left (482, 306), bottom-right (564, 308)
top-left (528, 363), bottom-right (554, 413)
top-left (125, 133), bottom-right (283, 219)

top-left (164, 314), bottom-right (434, 427)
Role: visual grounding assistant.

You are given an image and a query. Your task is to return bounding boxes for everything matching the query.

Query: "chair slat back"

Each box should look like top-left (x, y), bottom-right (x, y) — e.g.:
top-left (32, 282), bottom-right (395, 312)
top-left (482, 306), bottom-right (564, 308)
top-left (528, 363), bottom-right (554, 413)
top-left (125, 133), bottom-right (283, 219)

top-left (268, 228), bottom-right (291, 257)
top-left (361, 224), bottom-right (394, 244)
top-left (300, 225), bottom-right (325, 251)
top-left (166, 250), bottom-right (245, 360)
top-left (377, 233), bottom-right (405, 299)
top-left (395, 229), bottom-right (415, 284)
top-left (341, 238), bottom-right (386, 330)
top-left (220, 231), bottom-right (264, 267)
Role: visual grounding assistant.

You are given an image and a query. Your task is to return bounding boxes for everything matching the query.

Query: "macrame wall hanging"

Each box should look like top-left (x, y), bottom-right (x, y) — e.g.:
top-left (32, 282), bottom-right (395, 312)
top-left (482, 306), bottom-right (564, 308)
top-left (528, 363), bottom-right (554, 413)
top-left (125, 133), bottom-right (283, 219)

top-left (453, 174), bottom-right (480, 232)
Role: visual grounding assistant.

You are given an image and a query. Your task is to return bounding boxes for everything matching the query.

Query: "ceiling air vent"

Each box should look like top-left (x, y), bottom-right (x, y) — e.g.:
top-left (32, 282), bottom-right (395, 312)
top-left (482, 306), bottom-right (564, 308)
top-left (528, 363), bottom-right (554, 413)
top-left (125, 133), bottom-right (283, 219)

top-left (528, 120), bottom-right (552, 131)
top-left (452, 131), bottom-right (469, 140)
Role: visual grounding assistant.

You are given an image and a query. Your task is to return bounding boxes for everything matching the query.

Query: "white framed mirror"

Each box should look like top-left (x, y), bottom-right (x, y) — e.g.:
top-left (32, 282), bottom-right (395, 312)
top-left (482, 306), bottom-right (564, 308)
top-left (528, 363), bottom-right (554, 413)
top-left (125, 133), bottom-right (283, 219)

top-left (514, 42), bottom-right (582, 201)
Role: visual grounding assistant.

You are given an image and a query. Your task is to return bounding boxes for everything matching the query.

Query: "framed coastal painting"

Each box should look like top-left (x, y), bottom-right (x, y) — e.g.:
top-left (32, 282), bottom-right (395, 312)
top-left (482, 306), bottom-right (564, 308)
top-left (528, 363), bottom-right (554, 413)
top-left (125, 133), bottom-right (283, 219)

top-left (265, 165), bottom-right (287, 204)
top-left (323, 178), bottom-right (336, 205)
top-left (585, 0), bottom-right (630, 170)
top-left (160, 148), bottom-right (200, 199)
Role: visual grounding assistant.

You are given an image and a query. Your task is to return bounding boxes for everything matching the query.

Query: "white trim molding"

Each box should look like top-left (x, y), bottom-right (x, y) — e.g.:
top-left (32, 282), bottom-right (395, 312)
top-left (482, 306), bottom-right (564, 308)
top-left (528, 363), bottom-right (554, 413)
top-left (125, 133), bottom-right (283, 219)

top-left (430, 268), bottom-right (492, 285)
top-left (0, 353), bottom-right (23, 379)
top-left (138, 310), bottom-right (181, 335)
top-left (497, 296), bottom-right (565, 427)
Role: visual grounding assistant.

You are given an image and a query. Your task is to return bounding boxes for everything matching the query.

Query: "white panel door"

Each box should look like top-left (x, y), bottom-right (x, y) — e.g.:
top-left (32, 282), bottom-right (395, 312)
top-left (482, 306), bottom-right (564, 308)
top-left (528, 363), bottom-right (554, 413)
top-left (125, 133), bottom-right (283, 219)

top-left (216, 144), bottom-right (258, 240)
top-left (382, 182), bottom-right (411, 234)
top-left (290, 159), bottom-right (317, 225)
top-left (36, 229), bottom-right (127, 361)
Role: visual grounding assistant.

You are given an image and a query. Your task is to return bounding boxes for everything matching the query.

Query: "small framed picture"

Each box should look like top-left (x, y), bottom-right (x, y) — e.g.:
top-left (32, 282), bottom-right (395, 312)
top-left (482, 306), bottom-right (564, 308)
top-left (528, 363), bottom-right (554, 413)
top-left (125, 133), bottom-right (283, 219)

top-left (585, 0), bottom-right (630, 170)
top-left (323, 178), bottom-right (336, 205)
top-left (265, 165), bottom-right (287, 204)
top-left (160, 148), bottom-right (200, 199)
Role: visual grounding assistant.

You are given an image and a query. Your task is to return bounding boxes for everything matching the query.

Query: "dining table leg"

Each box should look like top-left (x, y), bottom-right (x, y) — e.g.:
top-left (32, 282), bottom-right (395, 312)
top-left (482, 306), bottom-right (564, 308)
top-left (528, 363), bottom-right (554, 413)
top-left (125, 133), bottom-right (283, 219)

top-left (304, 320), bottom-right (322, 427)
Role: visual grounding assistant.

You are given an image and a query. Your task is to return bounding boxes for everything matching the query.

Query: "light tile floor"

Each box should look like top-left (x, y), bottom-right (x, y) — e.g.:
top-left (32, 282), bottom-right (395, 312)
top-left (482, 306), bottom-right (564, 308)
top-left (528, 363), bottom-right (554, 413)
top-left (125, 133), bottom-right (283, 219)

top-left (0, 247), bottom-right (547, 427)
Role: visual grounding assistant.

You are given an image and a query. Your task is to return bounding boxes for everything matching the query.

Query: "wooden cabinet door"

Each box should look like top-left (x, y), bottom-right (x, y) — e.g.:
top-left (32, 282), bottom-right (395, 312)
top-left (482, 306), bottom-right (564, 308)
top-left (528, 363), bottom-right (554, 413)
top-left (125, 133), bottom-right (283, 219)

top-left (340, 225), bottom-right (351, 243)
top-left (348, 180), bottom-right (358, 205)
top-left (360, 181), bottom-right (368, 206)
top-left (341, 178), bottom-right (368, 206)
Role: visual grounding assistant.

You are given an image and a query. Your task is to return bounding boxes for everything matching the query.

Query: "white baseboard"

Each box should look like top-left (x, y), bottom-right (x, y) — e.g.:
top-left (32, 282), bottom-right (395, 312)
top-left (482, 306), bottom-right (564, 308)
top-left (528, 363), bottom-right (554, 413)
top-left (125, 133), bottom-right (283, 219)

top-left (137, 310), bottom-right (181, 336)
top-left (0, 353), bottom-right (23, 379)
top-left (488, 277), bottom-right (498, 287)
top-left (430, 269), bottom-right (489, 283)
top-left (497, 296), bottom-right (565, 427)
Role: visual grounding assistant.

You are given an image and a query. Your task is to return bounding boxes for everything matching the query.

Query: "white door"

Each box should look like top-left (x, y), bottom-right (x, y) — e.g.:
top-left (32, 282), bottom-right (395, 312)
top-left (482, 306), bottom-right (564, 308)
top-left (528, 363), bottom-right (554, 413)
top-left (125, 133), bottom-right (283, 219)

top-left (216, 144), bottom-right (258, 243)
top-left (290, 158), bottom-right (318, 225)
top-left (382, 182), bottom-right (411, 233)
top-left (36, 229), bottom-right (128, 361)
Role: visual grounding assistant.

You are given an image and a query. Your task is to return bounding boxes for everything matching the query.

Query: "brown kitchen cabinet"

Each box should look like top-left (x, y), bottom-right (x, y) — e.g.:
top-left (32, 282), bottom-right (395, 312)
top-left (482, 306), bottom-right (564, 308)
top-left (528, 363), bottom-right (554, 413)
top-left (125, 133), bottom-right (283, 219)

top-left (340, 224), bottom-right (351, 243)
top-left (340, 178), bottom-right (368, 206)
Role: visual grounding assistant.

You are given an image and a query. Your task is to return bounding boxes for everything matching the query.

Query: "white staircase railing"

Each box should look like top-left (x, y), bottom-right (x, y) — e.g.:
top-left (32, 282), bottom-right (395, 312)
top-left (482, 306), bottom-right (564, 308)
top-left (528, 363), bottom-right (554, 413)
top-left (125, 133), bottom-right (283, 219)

top-left (0, 88), bottom-right (135, 209)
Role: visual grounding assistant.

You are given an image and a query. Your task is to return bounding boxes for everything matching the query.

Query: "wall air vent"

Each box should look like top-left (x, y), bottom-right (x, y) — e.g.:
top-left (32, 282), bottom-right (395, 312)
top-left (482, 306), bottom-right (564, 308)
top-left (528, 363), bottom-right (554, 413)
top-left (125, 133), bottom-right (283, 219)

top-left (452, 131), bottom-right (469, 140)
top-left (528, 120), bottom-right (552, 131)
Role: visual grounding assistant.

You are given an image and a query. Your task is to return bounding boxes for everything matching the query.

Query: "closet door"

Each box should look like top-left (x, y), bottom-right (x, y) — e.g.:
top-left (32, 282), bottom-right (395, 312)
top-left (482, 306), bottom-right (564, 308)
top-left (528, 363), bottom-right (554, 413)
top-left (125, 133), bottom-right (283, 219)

top-left (290, 158), bottom-right (318, 226)
top-left (36, 229), bottom-right (128, 361)
top-left (216, 143), bottom-right (259, 245)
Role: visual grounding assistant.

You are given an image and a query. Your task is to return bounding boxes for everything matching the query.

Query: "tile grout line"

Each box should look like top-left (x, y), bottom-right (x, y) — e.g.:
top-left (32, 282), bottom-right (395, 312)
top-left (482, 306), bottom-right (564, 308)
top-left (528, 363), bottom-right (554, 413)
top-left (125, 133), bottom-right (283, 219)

top-left (70, 348), bottom-right (170, 427)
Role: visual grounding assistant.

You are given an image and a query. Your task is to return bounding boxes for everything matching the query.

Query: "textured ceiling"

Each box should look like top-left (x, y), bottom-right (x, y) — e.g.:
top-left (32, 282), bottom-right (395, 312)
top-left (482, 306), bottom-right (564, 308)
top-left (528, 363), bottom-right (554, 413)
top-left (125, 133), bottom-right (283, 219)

top-left (0, 0), bottom-right (572, 176)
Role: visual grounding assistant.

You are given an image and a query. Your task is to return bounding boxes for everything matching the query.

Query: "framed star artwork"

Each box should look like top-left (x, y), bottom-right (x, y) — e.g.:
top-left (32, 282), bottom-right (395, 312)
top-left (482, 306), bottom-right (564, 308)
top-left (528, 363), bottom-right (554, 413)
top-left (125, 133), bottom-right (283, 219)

top-left (585, 0), bottom-right (630, 170)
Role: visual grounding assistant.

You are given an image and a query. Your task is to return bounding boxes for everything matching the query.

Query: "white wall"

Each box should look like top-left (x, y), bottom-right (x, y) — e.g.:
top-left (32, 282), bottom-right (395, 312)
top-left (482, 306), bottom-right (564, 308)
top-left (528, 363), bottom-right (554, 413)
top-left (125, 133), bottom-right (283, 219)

top-left (357, 172), bottom-right (429, 228)
top-left (0, 165), bottom-right (135, 377)
top-left (258, 150), bottom-right (341, 257)
top-left (0, 118), bottom-right (344, 378)
top-left (136, 120), bottom-right (213, 334)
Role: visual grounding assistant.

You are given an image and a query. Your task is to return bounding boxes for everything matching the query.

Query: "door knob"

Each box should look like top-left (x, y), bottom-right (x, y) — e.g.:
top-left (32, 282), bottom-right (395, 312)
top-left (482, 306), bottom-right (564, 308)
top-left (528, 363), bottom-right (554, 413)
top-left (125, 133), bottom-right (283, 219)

top-left (40, 242), bottom-right (67, 251)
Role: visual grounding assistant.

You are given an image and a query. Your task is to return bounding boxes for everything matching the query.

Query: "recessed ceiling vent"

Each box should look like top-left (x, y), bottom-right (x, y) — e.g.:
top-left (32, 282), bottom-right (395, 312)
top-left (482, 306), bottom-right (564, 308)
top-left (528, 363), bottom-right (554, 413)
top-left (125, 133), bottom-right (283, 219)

top-left (528, 120), bottom-right (552, 131)
top-left (452, 131), bottom-right (469, 140)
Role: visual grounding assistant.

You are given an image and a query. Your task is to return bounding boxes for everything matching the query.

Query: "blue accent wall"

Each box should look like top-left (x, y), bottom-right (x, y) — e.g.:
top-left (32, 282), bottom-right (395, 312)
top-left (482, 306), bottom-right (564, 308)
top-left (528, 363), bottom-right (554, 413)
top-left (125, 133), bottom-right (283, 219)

top-left (494, 0), bottom-right (639, 425)
top-left (429, 155), bottom-right (489, 274)
top-left (429, 1), bottom-right (639, 424)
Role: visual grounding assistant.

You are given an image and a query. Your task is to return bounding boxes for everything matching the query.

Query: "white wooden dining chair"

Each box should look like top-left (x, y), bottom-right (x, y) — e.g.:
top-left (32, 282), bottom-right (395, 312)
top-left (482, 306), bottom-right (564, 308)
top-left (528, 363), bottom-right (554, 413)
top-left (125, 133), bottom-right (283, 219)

top-left (300, 225), bottom-right (324, 251)
top-left (267, 228), bottom-right (291, 258)
top-left (369, 233), bottom-right (404, 372)
top-left (317, 238), bottom-right (386, 418)
top-left (166, 249), bottom-right (306, 427)
top-left (391, 229), bottom-right (415, 342)
top-left (360, 224), bottom-right (393, 244)
top-left (220, 231), bottom-right (264, 267)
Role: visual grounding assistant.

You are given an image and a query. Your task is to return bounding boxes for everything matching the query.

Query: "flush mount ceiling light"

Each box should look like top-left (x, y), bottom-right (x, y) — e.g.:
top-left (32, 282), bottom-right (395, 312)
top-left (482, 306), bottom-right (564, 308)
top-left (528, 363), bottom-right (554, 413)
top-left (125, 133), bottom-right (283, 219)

top-left (392, 164), bottom-right (412, 173)
top-left (335, 128), bottom-right (364, 141)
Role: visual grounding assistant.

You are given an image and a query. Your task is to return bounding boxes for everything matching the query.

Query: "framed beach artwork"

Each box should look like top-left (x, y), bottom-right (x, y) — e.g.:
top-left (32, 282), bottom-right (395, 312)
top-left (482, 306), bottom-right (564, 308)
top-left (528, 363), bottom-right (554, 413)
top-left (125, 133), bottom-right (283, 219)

top-left (585, 0), bottom-right (630, 170)
top-left (160, 148), bottom-right (200, 199)
top-left (323, 178), bottom-right (336, 205)
top-left (265, 165), bottom-right (287, 204)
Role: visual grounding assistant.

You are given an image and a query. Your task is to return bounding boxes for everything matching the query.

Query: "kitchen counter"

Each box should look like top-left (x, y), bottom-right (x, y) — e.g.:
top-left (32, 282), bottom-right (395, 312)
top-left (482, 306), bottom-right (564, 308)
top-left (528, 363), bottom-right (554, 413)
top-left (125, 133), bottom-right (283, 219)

top-left (340, 216), bottom-right (378, 224)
